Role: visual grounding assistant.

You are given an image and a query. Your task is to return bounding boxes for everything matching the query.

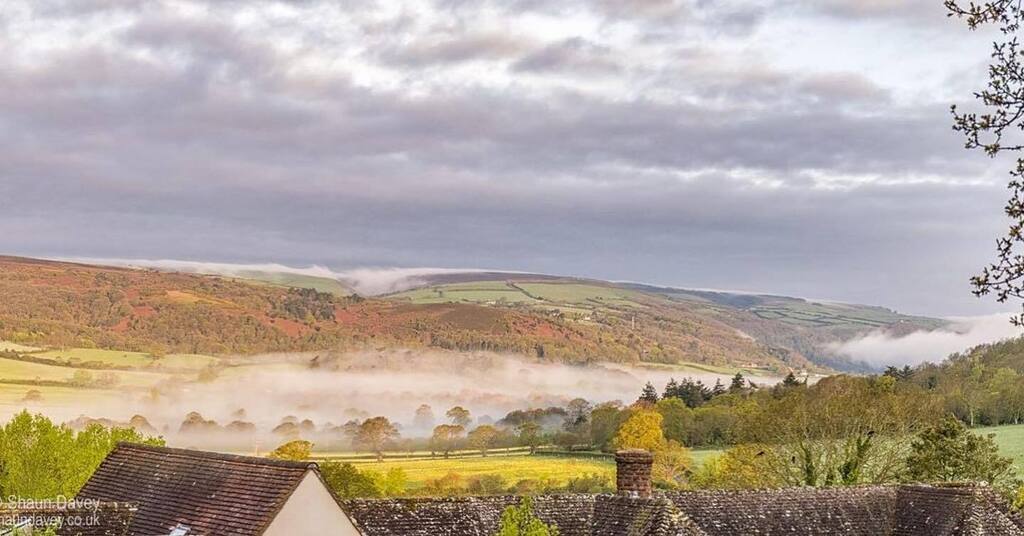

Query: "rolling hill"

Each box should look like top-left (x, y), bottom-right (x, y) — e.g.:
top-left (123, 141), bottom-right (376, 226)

top-left (0, 256), bottom-right (946, 372)
top-left (388, 273), bottom-right (947, 371)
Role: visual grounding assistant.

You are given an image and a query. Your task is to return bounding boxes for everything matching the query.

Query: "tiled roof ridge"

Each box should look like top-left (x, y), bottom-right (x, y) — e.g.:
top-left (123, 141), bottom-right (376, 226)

top-left (343, 493), bottom-right (596, 504)
top-left (661, 482), bottom-right (896, 500)
top-left (899, 481), bottom-right (1024, 527)
top-left (113, 441), bottom-right (317, 470)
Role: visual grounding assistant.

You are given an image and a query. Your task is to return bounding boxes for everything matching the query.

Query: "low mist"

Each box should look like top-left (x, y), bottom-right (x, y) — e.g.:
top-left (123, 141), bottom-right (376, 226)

top-left (17, 350), bottom-right (764, 451)
top-left (62, 257), bottom-right (503, 295)
top-left (829, 313), bottom-right (1024, 368)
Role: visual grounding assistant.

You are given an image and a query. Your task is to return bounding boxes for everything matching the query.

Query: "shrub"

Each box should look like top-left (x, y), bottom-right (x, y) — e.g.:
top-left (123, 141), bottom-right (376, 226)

top-left (496, 497), bottom-right (560, 536)
top-left (904, 416), bottom-right (1018, 492)
top-left (467, 473), bottom-right (508, 495)
top-left (267, 440), bottom-right (312, 461)
top-left (422, 472), bottom-right (465, 496)
top-left (321, 462), bottom-right (382, 498)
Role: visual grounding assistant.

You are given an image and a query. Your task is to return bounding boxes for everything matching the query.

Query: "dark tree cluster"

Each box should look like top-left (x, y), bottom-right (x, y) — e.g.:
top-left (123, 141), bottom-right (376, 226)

top-left (271, 287), bottom-right (339, 322)
top-left (652, 376), bottom-right (729, 408)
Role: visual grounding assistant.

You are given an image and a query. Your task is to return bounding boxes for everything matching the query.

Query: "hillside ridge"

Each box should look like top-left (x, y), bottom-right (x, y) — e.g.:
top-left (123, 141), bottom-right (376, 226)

top-left (0, 256), bottom-right (945, 371)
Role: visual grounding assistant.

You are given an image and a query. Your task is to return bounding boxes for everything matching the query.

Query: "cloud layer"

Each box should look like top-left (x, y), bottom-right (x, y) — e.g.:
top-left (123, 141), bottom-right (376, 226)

top-left (0, 0), bottom-right (1010, 316)
top-left (830, 313), bottom-right (1024, 367)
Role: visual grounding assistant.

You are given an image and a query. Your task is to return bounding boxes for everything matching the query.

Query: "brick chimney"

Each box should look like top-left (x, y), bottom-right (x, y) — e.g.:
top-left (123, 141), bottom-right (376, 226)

top-left (615, 449), bottom-right (653, 497)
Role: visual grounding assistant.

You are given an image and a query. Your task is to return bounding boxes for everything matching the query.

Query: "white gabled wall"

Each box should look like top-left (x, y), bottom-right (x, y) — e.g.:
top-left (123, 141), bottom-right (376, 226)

top-left (263, 471), bottom-right (362, 536)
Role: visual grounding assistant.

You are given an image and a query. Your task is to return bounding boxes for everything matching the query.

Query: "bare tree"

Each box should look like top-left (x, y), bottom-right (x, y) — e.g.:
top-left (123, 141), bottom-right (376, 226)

top-left (948, 0), bottom-right (1024, 322)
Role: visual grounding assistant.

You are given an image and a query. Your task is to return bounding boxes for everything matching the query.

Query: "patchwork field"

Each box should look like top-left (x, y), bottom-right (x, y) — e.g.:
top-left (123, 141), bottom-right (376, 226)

top-left (393, 281), bottom-right (542, 305)
top-left (392, 281), bottom-right (645, 310)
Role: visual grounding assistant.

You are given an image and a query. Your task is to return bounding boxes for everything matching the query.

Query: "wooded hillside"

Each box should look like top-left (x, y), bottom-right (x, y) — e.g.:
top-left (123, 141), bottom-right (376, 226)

top-left (0, 257), bottom-right (791, 368)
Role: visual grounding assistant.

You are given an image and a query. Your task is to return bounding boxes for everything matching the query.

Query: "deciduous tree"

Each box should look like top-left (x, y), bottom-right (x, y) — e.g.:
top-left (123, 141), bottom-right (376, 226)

top-left (496, 497), bottom-right (561, 536)
top-left (467, 425), bottom-right (500, 456)
top-left (446, 406), bottom-right (472, 427)
top-left (947, 0), bottom-right (1024, 321)
top-left (904, 416), bottom-right (1017, 491)
top-left (413, 404), bottom-right (435, 430)
top-left (355, 417), bottom-right (400, 461)
top-left (613, 409), bottom-right (665, 452)
top-left (268, 439), bottom-right (312, 461)
top-left (431, 424), bottom-right (465, 458)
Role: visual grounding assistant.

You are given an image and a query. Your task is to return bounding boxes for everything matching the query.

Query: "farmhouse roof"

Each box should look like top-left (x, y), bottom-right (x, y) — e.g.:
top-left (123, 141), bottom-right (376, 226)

top-left (341, 495), bottom-right (595, 536)
top-left (75, 445), bottom-right (1024, 536)
top-left (76, 443), bottom-right (318, 536)
top-left (665, 485), bottom-right (900, 535)
top-left (592, 495), bottom-right (705, 536)
top-left (346, 485), bottom-right (1024, 536)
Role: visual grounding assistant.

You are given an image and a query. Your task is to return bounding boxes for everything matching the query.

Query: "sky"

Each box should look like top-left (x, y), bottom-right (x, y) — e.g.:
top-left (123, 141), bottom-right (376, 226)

top-left (0, 0), bottom-right (1015, 317)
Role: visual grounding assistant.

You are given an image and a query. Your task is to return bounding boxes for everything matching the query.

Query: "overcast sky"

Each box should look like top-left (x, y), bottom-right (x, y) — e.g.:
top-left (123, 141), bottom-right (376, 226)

top-left (0, 0), bottom-right (1015, 316)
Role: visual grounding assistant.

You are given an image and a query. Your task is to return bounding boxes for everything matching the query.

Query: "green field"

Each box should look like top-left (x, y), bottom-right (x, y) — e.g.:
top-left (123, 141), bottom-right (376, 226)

top-left (515, 283), bottom-right (644, 307)
top-left (393, 281), bottom-right (648, 311)
top-left (35, 348), bottom-right (156, 367)
top-left (0, 340), bottom-right (40, 352)
top-left (341, 454), bottom-right (614, 492)
top-left (0, 357), bottom-right (169, 387)
top-left (312, 447), bottom-right (725, 494)
top-left (155, 353), bottom-right (218, 370)
top-left (393, 281), bottom-right (542, 305)
top-left (0, 382), bottom-right (123, 408)
top-left (302, 427), bottom-right (1024, 496)
top-left (26, 347), bottom-right (216, 371)
top-left (978, 424), bottom-right (1024, 472)
top-left (235, 270), bottom-right (352, 296)
top-left (690, 448), bottom-right (724, 468)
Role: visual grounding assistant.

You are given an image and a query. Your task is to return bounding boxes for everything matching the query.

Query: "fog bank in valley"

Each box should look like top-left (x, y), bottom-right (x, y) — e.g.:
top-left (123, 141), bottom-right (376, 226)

top-left (35, 350), bottom-right (768, 450)
top-left (829, 313), bottom-right (1024, 368)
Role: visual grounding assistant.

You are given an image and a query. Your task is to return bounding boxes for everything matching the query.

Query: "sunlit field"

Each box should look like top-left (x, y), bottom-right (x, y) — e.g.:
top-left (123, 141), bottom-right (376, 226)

top-left (334, 454), bottom-right (614, 492)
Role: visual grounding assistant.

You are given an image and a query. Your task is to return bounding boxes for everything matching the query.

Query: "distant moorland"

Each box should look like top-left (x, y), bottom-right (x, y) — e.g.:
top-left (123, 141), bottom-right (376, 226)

top-left (0, 256), bottom-right (945, 372)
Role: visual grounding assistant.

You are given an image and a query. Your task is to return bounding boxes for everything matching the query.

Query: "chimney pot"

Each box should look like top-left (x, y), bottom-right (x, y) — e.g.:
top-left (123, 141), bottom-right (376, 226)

top-left (615, 449), bottom-right (653, 497)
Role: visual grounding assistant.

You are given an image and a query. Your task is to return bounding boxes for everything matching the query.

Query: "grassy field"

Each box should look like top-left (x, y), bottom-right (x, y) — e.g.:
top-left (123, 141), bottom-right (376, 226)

top-left (23, 347), bottom-right (216, 371)
top-left (690, 448), bottom-right (723, 468)
top-left (35, 348), bottom-right (156, 367)
top-left (157, 353), bottom-right (218, 369)
top-left (393, 281), bottom-right (647, 310)
top-left (394, 281), bottom-right (542, 305)
top-left (312, 447), bottom-right (725, 494)
top-left (0, 340), bottom-right (40, 352)
top-left (341, 455), bottom-right (615, 492)
top-left (0, 382), bottom-right (123, 408)
top-left (515, 283), bottom-right (644, 308)
top-left (234, 270), bottom-right (352, 296)
top-left (977, 423), bottom-right (1024, 472)
top-left (0, 357), bottom-right (169, 387)
top-left (303, 427), bottom-right (1024, 495)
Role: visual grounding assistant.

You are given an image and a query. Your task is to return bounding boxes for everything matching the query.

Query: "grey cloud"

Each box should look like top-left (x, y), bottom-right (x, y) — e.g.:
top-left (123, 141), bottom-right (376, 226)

top-left (0, 0), bottom-right (1008, 317)
top-left (805, 0), bottom-right (945, 20)
top-left (378, 32), bottom-right (534, 66)
top-left (798, 73), bottom-right (892, 104)
top-left (512, 37), bottom-right (622, 75)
